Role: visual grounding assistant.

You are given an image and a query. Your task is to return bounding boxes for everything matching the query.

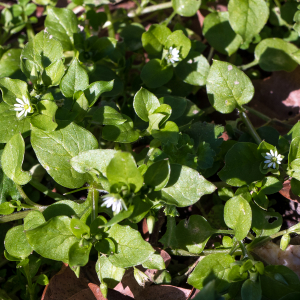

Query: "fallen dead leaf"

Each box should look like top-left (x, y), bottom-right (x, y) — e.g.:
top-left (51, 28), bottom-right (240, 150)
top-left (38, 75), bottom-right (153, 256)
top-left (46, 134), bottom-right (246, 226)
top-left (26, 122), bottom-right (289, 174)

top-left (89, 283), bottom-right (132, 300)
top-left (249, 67), bottom-right (300, 130)
top-left (279, 180), bottom-right (300, 203)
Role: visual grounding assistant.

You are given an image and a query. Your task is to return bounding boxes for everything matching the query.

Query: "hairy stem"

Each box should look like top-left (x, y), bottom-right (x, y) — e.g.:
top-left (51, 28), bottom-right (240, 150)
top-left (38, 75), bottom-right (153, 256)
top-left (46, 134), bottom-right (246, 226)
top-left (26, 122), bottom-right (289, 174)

top-left (104, 5), bottom-right (115, 38)
top-left (90, 188), bottom-right (99, 224)
top-left (128, 2), bottom-right (173, 17)
top-left (30, 179), bottom-right (66, 201)
top-left (238, 109), bottom-right (262, 144)
top-left (240, 60), bottom-right (259, 71)
top-left (16, 185), bottom-right (47, 211)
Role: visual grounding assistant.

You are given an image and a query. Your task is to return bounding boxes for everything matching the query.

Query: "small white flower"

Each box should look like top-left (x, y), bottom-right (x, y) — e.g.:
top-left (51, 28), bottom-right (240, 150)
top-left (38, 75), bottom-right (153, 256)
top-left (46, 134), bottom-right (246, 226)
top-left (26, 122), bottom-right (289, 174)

top-left (101, 194), bottom-right (124, 214)
top-left (263, 149), bottom-right (283, 169)
top-left (14, 96), bottom-right (33, 118)
top-left (166, 47), bottom-right (180, 64)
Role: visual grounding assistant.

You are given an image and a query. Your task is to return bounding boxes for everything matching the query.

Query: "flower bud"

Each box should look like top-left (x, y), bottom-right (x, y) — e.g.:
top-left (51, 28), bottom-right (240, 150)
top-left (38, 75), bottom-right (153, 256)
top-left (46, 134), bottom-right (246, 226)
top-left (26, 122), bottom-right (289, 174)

top-left (146, 215), bottom-right (156, 234)
top-left (133, 267), bottom-right (150, 287)
top-left (280, 233), bottom-right (290, 251)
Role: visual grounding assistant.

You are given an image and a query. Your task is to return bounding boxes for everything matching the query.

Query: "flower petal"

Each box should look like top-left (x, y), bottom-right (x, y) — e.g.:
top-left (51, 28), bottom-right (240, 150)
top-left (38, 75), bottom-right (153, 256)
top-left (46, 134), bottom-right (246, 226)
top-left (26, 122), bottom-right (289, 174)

top-left (273, 162), bottom-right (276, 169)
top-left (17, 110), bottom-right (25, 118)
top-left (267, 162), bottom-right (273, 168)
top-left (14, 107), bottom-right (23, 111)
top-left (270, 149), bottom-right (274, 156)
top-left (264, 160), bottom-right (271, 163)
top-left (16, 98), bottom-right (24, 104)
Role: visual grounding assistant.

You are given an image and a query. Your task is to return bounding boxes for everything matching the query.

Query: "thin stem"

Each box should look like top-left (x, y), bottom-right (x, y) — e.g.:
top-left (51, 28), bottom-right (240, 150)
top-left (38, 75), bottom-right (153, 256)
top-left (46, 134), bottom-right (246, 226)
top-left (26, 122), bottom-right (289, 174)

top-left (212, 181), bottom-right (231, 189)
top-left (16, 185), bottom-right (47, 211)
top-left (24, 262), bottom-right (35, 300)
top-left (270, 229), bottom-right (288, 239)
top-left (215, 229), bottom-right (235, 235)
top-left (0, 211), bottom-right (31, 223)
top-left (244, 105), bottom-right (293, 129)
top-left (161, 10), bottom-right (176, 26)
top-left (128, 1), bottom-right (173, 17)
top-left (229, 241), bottom-right (239, 256)
top-left (239, 60), bottom-right (259, 71)
top-left (104, 5), bottom-right (115, 38)
top-left (207, 47), bottom-right (214, 62)
top-left (238, 109), bottom-right (262, 144)
top-left (273, 0), bottom-right (281, 8)
top-left (0, 2), bottom-right (11, 7)
top-left (169, 248), bottom-right (242, 256)
top-left (30, 179), bottom-right (66, 201)
top-left (90, 188), bottom-right (99, 224)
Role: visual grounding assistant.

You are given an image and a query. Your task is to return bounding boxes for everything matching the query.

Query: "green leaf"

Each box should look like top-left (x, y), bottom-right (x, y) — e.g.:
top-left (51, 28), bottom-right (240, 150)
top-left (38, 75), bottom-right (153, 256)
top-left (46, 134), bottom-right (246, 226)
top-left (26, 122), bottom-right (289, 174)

top-left (24, 211), bottom-right (45, 231)
top-left (133, 88), bottom-right (161, 122)
top-left (188, 253), bottom-right (235, 292)
top-left (142, 24), bottom-right (172, 57)
top-left (224, 195), bottom-right (252, 240)
top-left (84, 81), bottom-right (114, 107)
top-left (161, 164), bottom-right (216, 207)
top-left (0, 163), bottom-right (21, 204)
top-left (0, 202), bottom-right (14, 215)
top-left (186, 121), bottom-right (224, 151)
top-left (218, 143), bottom-right (264, 187)
top-left (175, 52), bottom-right (210, 86)
top-left (5, 225), bottom-right (33, 259)
top-left (172, 0), bottom-right (201, 17)
top-left (36, 274), bottom-right (49, 286)
top-left (96, 255), bottom-right (125, 288)
top-left (241, 279), bottom-right (262, 300)
top-left (206, 60), bottom-right (254, 114)
top-left (260, 177), bottom-right (283, 195)
top-left (69, 241), bottom-right (91, 267)
top-left (31, 100), bottom-right (58, 132)
top-left (255, 38), bottom-right (299, 72)
top-left (164, 30), bottom-right (191, 60)
top-left (102, 115), bottom-right (140, 143)
top-left (159, 95), bottom-right (187, 121)
top-left (119, 23), bottom-right (145, 51)
top-left (26, 216), bottom-right (79, 263)
top-left (0, 78), bottom-right (29, 106)
top-left (289, 137), bottom-right (300, 165)
top-left (71, 149), bottom-right (117, 178)
top-left (142, 252), bottom-right (165, 270)
top-left (144, 159), bottom-right (170, 191)
top-left (92, 106), bottom-right (126, 126)
top-left (108, 224), bottom-right (154, 268)
top-left (203, 12), bottom-right (242, 56)
top-left (43, 200), bottom-right (89, 220)
top-left (45, 6), bottom-right (78, 51)
top-left (141, 59), bottom-right (173, 89)
top-left (31, 122), bottom-right (98, 189)
top-left (251, 201), bottom-right (282, 237)
top-left (106, 152), bottom-right (143, 193)
top-left (152, 121), bottom-right (179, 145)
top-left (176, 215), bottom-right (215, 254)
top-left (20, 30), bottom-right (64, 85)
top-left (70, 218), bottom-right (90, 238)
top-left (228, 0), bottom-right (269, 42)
top-left (60, 58), bottom-right (89, 98)
top-left (0, 49), bottom-right (24, 79)
top-left (2, 134), bottom-right (31, 185)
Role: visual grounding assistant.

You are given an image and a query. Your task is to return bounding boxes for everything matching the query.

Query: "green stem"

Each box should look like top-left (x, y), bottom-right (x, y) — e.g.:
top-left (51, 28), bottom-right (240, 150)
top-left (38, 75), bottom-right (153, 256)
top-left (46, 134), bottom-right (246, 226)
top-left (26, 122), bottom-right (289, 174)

top-left (24, 262), bottom-right (35, 300)
top-left (238, 109), bottom-right (262, 144)
top-left (229, 241), bottom-right (239, 256)
top-left (161, 10), bottom-right (176, 26)
top-left (90, 188), bottom-right (99, 223)
top-left (207, 47), bottom-right (214, 62)
top-left (0, 2), bottom-right (11, 7)
top-left (215, 229), bottom-right (235, 235)
top-left (0, 211), bottom-right (32, 223)
top-left (169, 248), bottom-right (242, 256)
top-left (104, 5), bottom-right (115, 38)
top-left (270, 229), bottom-right (288, 239)
top-left (212, 181), bottom-right (231, 189)
top-left (16, 185), bottom-right (47, 211)
top-left (244, 105), bottom-right (293, 129)
top-left (273, 0), bottom-right (281, 8)
top-left (240, 60), bottom-right (259, 71)
top-left (128, 1), bottom-right (173, 17)
top-left (29, 179), bottom-right (66, 201)
top-left (202, 106), bottom-right (215, 115)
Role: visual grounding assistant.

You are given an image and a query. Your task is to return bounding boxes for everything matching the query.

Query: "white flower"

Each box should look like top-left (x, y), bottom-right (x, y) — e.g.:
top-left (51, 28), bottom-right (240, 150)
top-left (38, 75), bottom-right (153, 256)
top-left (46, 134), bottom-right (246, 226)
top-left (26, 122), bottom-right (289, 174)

top-left (166, 47), bottom-right (180, 64)
top-left (14, 96), bottom-right (33, 118)
top-left (101, 194), bottom-right (124, 214)
top-left (263, 149), bottom-right (283, 169)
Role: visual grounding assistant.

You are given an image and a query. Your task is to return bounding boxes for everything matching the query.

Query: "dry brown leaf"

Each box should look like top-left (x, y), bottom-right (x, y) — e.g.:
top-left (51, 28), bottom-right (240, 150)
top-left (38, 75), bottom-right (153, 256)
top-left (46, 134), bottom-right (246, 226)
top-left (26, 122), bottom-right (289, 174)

top-left (279, 180), bottom-right (300, 203)
top-left (249, 67), bottom-right (300, 129)
top-left (89, 283), bottom-right (132, 300)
